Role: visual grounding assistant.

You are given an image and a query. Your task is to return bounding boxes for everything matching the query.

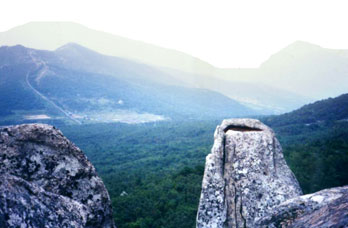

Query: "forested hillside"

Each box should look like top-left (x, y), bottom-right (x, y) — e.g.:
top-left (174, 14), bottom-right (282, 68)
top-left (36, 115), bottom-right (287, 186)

top-left (60, 121), bottom-right (216, 228)
top-left (264, 93), bottom-right (348, 126)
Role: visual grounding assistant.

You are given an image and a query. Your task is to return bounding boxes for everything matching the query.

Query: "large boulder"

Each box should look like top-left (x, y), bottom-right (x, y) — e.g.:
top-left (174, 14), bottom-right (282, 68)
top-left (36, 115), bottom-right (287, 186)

top-left (196, 119), bottom-right (302, 228)
top-left (0, 124), bottom-right (115, 228)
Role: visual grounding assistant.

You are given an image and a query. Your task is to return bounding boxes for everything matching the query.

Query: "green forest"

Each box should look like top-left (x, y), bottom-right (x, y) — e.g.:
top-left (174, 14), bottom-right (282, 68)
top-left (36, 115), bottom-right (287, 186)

top-left (60, 117), bottom-right (348, 228)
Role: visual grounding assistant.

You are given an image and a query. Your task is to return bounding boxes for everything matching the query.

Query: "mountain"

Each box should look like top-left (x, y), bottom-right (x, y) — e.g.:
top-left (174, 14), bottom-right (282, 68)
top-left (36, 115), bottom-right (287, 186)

top-left (0, 22), bottom-right (313, 113)
top-left (4, 23), bottom-right (346, 112)
top-left (0, 44), bottom-right (255, 125)
top-left (264, 93), bottom-right (348, 127)
top-left (0, 21), bottom-right (216, 76)
top-left (160, 67), bottom-right (309, 113)
top-left (258, 41), bottom-right (348, 99)
top-left (219, 41), bottom-right (348, 100)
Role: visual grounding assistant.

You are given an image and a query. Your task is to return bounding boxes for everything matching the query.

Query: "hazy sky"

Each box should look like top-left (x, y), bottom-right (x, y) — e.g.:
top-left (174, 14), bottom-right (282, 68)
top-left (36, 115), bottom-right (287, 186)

top-left (1, 0), bottom-right (348, 67)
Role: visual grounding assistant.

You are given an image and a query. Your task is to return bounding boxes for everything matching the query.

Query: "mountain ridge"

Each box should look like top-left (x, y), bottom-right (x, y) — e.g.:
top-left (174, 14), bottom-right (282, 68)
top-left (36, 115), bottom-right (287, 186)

top-left (216, 40), bottom-right (348, 100)
top-left (0, 44), bottom-right (255, 125)
top-left (264, 93), bottom-right (348, 127)
top-left (0, 21), bottom-right (217, 75)
top-left (0, 22), bottom-right (323, 112)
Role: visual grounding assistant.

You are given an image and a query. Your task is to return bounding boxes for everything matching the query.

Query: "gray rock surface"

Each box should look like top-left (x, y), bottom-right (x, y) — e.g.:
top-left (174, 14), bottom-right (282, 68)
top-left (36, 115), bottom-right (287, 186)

top-left (0, 124), bottom-right (115, 228)
top-left (256, 186), bottom-right (348, 228)
top-left (196, 119), bottom-right (302, 228)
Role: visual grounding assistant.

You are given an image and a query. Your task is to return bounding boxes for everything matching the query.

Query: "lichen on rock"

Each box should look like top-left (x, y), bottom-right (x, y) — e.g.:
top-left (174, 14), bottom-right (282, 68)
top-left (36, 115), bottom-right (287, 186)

top-left (0, 124), bottom-right (115, 228)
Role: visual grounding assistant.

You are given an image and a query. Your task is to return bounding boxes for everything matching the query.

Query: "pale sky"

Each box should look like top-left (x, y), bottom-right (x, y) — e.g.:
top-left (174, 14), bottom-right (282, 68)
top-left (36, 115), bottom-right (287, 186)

top-left (1, 0), bottom-right (348, 68)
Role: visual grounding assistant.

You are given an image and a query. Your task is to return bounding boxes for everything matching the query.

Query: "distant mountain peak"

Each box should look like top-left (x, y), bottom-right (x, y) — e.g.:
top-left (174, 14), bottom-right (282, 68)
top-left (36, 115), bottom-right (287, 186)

top-left (54, 42), bottom-right (103, 58)
top-left (283, 40), bottom-right (322, 52)
top-left (260, 40), bottom-right (324, 69)
top-left (55, 42), bottom-right (90, 52)
top-left (287, 40), bottom-right (321, 48)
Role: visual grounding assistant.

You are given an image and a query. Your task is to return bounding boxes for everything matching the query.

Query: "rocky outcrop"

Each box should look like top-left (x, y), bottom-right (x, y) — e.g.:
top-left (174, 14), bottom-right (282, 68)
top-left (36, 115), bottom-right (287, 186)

top-left (196, 118), bottom-right (348, 227)
top-left (196, 119), bottom-right (302, 228)
top-left (0, 124), bottom-right (115, 228)
top-left (256, 186), bottom-right (348, 228)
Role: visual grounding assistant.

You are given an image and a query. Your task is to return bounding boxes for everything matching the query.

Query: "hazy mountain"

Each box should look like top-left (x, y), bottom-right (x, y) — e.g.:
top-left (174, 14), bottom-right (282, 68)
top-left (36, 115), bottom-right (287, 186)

top-left (0, 44), bottom-right (255, 125)
top-left (53, 43), bottom-right (312, 114)
top-left (2, 23), bottom-right (345, 111)
top-left (160, 67), bottom-right (310, 113)
top-left (219, 41), bottom-right (348, 100)
top-left (0, 22), bottom-right (216, 76)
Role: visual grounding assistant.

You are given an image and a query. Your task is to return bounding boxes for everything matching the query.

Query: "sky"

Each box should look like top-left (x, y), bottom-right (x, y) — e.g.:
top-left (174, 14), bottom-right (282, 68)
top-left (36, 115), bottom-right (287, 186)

top-left (1, 0), bottom-right (348, 68)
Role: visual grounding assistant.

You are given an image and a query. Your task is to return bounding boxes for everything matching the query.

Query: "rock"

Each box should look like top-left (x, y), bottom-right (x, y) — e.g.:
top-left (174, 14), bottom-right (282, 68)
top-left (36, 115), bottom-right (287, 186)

top-left (196, 119), bottom-right (302, 228)
top-left (256, 186), bottom-right (348, 228)
top-left (0, 173), bottom-right (89, 228)
top-left (0, 124), bottom-right (115, 228)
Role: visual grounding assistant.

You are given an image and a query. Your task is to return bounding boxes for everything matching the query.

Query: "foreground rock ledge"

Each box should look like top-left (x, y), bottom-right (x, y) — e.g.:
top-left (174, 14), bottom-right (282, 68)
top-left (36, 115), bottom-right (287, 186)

top-left (196, 119), bottom-right (302, 228)
top-left (256, 186), bottom-right (348, 227)
top-left (0, 124), bottom-right (115, 228)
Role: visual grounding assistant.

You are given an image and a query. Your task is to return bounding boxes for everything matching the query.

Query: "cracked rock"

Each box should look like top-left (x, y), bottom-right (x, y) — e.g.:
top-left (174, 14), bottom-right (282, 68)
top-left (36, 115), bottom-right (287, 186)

top-left (196, 119), bottom-right (302, 228)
